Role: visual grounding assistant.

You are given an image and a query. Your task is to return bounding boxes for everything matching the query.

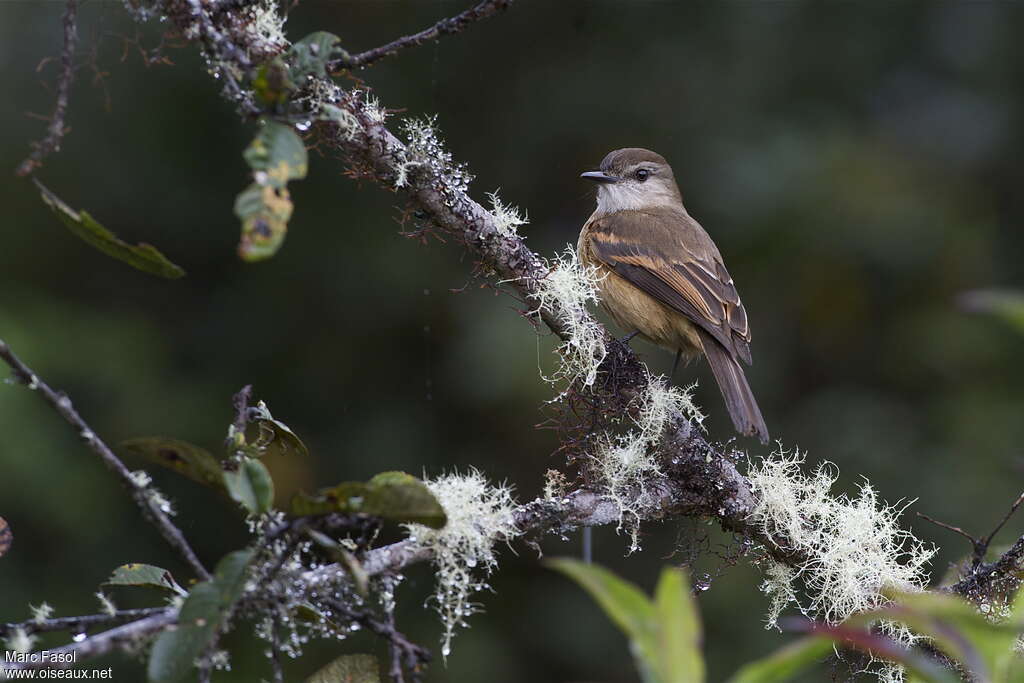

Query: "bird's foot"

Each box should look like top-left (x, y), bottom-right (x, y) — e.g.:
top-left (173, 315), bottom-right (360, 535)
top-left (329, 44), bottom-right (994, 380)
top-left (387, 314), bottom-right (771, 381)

top-left (616, 330), bottom-right (641, 346)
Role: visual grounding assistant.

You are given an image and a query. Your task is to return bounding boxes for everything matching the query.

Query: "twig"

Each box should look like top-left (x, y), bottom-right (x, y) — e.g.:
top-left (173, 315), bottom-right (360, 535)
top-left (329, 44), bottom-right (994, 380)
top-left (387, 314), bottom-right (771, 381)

top-left (981, 490), bottom-right (1024, 551)
top-left (946, 492), bottom-right (1024, 603)
top-left (0, 607), bottom-right (167, 638)
top-left (916, 512), bottom-right (980, 556)
top-left (0, 339), bottom-right (211, 581)
top-left (2, 609), bottom-right (177, 671)
top-left (330, 0), bottom-right (515, 71)
top-left (16, 0), bottom-right (78, 176)
top-left (920, 490), bottom-right (1024, 569)
top-left (323, 598), bottom-right (429, 683)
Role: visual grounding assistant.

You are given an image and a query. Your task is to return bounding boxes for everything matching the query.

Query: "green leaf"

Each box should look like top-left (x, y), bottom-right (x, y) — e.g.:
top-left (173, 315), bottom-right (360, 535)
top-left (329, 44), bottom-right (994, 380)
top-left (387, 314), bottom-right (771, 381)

top-left (250, 401), bottom-right (309, 458)
top-left (236, 120), bottom-right (307, 262)
top-left (363, 471), bottom-right (446, 527)
top-left (725, 637), bottom-right (835, 683)
top-left (288, 32), bottom-right (349, 81)
top-left (290, 471), bottom-right (446, 528)
top-left (860, 591), bottom-right (1023, 682)
top-left (223, 458), bottom-right (275, 515)
top-left (120, 437), bottom-right (225, 492)
top-left (105, 563), bottom-right (186, 596)
top-left (306, 653), bottom-right (381, 683)
top-left (35, 179), bottom-right (184, 279)
top-left (234, 182), bottom-right (292, 262)
top-left (548, 558), bottom-right (660, 682)
top-left (654, 567), bottom-right (704, 683)
top-left (252, 57), bottom-right (294, 107)
top-left (242, 121), bottom-right (307, 189)
top-left (147, 550), bottom-right (253, 683)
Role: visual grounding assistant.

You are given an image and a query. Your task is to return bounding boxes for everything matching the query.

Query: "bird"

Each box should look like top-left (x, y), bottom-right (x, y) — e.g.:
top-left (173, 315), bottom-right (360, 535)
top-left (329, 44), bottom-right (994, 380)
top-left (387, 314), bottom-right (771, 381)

top-left (577, 147), bottom-right (769, 443)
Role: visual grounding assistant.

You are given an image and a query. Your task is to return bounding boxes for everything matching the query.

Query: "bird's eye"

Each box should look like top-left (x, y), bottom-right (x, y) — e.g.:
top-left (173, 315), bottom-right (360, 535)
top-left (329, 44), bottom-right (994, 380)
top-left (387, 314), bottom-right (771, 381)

top-left (636, 168), bottom-right (650, 181)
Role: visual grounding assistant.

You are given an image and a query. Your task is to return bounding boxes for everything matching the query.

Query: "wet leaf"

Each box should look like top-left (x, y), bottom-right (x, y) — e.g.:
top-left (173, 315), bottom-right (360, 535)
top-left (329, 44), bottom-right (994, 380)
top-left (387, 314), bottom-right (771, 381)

top-left (242, 121), bottom-right (307, 189)
top-left (36, 179), bottom-right (184, 279)
top-left (120, 437), bottom-right (225, 492)
top-left (306, 653), bottom-right (381, 683)
top-left (235, 120), bottom-right (307, 261)
top-left (253, 58), bottom-right (294, 107)
top-left (289, 32), bottom-right (349, 81)
top-left (223, 458), bottom-right (275, 515)
top-left (105, 563), bottom-right (186, 596)
top-left (290, 471), bottom-right (445, 528)
top-left (235, 182), bottom-right (292, 261)
top-left (147, 550), bottom-right (253, 683)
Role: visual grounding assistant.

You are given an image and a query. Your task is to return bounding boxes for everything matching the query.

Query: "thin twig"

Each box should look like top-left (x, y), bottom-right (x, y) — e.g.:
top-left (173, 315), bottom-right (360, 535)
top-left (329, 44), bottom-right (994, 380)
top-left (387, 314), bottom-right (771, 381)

top-left (0, 339), bottom-right (211, 581)
top-left (2, 609), bottom-right (177, 671)
top-left (981, 490), bottom-right (1024, 550)
top-left (16, 0), bottom-right (78, 176)
top-left (0, 607), bottom-right (167, 638)
top-left (330, 0), bottom-right (515, 71)
top-left (916, 512), bottom-right (979, 551)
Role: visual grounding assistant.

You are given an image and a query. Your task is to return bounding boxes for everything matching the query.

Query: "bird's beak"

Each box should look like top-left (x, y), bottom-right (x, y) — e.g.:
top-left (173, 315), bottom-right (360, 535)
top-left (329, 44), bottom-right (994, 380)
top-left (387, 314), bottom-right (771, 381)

top-left (580, 170), bottom-right (620, 184)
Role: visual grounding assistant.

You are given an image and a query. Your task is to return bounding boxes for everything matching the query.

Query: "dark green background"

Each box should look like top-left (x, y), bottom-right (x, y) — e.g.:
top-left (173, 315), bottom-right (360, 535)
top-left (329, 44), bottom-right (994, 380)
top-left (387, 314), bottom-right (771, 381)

top-left (3, 1), bottom-right (1024, 681)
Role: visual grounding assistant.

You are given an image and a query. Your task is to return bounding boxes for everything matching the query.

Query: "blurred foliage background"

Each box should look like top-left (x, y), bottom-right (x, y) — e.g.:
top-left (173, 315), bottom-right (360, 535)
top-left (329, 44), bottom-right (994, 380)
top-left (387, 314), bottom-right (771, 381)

top-left (3, 1), bottom-right (1024, 681)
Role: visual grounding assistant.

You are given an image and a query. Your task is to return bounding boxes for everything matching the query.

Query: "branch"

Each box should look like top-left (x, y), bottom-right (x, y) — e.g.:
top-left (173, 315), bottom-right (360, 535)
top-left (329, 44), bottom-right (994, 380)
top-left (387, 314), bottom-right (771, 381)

top-left (330, 0), bottom-right (515, 71)
top-left (307, 418), bottom-right (801, 585)
top-left (0, 607), bottom-right (167, 638)
top-left (2, 609), bottom-right (176, 672)
top-left (135, 0), bottom-right (1007, 612)
top-left (0, 340), bottom-right (211, 581)
top-left (16, 0), bottom-right (78, 176)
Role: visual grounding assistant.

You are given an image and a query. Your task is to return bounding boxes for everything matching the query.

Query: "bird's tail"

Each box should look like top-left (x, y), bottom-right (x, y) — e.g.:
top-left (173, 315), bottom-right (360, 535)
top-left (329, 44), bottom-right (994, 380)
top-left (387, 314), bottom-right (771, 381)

top-left (698, 332), bottom-right (769, 444)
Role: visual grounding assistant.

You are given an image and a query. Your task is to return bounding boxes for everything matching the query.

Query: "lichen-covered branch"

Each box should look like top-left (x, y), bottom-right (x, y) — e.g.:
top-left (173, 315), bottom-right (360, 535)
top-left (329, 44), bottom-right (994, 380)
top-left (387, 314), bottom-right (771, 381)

top-left (0, 607), bottom-right (167, 639)
top-left (329, 0), bottom-right (515, 71)
top-left (2, 609), bottom-right (177, 672)
top-left (129, 0), bottom-right (965, 608)
top-left (0, 340), bottom-right (211, 581)
top-left (15, 0), bottom-right (78, 176)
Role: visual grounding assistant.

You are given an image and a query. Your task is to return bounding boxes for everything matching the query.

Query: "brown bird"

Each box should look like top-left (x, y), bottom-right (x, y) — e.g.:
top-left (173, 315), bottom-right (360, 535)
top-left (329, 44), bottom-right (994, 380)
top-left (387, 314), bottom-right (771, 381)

top-left (578, 148), bottom-right (769, 443)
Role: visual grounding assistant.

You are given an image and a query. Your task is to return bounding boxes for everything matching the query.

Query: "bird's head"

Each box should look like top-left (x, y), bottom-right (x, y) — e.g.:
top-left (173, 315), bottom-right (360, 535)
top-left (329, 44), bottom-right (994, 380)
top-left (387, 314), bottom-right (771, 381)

top-left (581, 148), bottom-right (683, 214)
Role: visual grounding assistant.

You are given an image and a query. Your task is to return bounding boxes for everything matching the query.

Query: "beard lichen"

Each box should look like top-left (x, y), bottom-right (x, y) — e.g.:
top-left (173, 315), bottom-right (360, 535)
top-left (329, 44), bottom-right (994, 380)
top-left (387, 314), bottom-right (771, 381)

top-left (591, 373), bottom-right (704, 553)
top-left (532, 246), bottom-right (607, 388)
top-left (404, 470), bottom-right (518, 658)
top-left (749, 452), bottom-right (936, 681)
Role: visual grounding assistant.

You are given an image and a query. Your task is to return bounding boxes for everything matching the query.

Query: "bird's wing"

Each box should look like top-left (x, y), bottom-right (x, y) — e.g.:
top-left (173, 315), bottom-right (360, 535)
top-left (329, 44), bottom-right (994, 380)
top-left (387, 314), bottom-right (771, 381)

top-left (587, 209), bottom-right (753, 364)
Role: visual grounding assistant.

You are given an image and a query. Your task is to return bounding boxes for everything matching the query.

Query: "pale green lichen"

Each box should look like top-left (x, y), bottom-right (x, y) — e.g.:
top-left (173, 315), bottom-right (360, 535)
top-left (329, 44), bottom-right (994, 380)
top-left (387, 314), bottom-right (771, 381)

top-left (404, 470), bottom-right (518, 658)
top-left (486, 191), bottom-right (528, 238)
top-left (242, 0), bottom-right (288, 53)
top-left (396, 116), bottom-right (472, 193)
top-left (95, 591), bottom-right (117, 617)
top-left (749, 452), bottom-right (935, 681)
top-left (750, 453), bottom-right (934, 625)
top-left (592, 373), bottom-right (703, 552)
top-left (29, 602), bottom-right (53, 625)
top-left (5, 627), bottom-right (35, 654)
top-left (532, 246), bottom-right (607, 388)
